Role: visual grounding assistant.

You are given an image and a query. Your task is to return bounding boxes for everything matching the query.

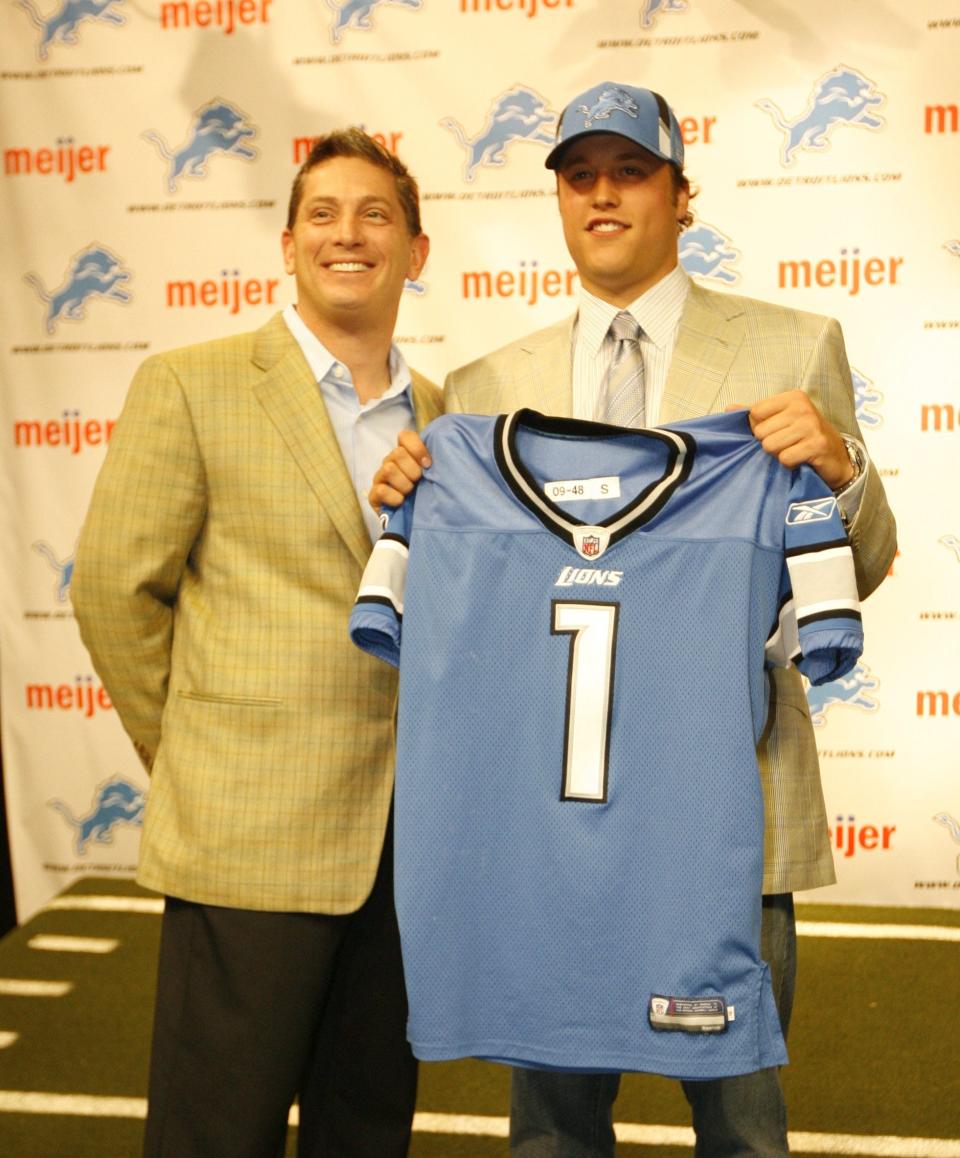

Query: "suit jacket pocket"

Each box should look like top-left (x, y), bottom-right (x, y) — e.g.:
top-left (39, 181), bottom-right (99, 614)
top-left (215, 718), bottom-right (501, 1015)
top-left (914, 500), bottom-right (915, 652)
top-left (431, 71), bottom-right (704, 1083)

top-left (176, 690), bottom-right (283, 707)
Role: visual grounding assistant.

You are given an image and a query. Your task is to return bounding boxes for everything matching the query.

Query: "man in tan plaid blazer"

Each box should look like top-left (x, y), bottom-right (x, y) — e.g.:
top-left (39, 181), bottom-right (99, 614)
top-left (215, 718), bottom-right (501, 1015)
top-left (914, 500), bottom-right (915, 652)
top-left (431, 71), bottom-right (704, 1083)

top-left (72, 130), bottom-right (441, 1157)
top-left (371, 83), bottom-right (896, 1157)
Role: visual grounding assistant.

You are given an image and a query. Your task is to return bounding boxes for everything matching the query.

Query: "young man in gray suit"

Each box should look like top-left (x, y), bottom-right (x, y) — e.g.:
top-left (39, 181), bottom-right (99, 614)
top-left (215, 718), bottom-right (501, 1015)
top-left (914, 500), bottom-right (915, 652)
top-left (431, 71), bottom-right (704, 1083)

top-left (371, 82), bottom-right (896, 1156)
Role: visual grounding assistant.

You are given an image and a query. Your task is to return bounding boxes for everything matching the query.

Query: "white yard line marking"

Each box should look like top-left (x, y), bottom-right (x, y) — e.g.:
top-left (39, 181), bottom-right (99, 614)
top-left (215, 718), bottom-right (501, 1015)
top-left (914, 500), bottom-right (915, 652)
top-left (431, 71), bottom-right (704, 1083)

top-left (28, 935), bottom-right (119, 954)
top-left (787, 1132), bottom-right (960, 1156)
top-left (797, 921), bottom-right (960, 942)
top-left (44, 896), bottom-right (164, 915)
top-left (413, 1111), bottom-right (508, 1136)
top-left (0, 1092), bottom-right (145, 1118)
top-left (0, 1099), bottom-right (957, 1154)
top-left (0, 979), bottom-right (73, 997)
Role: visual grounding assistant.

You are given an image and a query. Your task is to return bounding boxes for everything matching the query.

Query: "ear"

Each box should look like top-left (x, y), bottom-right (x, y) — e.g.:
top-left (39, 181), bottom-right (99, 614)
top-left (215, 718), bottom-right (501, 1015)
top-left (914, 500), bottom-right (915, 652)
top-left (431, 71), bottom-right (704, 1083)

top-left (281, 228), bottom-right (296, 276)
top-left (675, 182), bottom-right (690, 226)
top-left (407, 232), bottom-right (430, 281)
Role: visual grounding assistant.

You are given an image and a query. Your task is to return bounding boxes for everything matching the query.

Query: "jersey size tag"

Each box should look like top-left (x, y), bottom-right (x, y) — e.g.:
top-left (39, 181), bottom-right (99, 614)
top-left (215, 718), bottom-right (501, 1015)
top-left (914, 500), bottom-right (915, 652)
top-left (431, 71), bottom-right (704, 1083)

top-left (544, 476), bottom-right (622, 503)
top-left (648, 995), bottom-right (730, 1034)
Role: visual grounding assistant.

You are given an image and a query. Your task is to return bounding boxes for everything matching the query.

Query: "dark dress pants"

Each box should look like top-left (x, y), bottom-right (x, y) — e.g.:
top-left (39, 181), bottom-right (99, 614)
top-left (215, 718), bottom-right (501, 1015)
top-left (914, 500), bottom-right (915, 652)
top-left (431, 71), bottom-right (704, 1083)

top-left (143, 825), bottom-right (416, 1158)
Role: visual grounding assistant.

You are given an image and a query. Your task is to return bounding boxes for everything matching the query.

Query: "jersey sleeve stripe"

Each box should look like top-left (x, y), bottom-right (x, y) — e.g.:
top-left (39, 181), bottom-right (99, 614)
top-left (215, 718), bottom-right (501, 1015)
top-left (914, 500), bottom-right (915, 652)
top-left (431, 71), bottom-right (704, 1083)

top-left (797, 604), bottom-right (863, 626)
top-left (355, 589), bottom-right (404, 618)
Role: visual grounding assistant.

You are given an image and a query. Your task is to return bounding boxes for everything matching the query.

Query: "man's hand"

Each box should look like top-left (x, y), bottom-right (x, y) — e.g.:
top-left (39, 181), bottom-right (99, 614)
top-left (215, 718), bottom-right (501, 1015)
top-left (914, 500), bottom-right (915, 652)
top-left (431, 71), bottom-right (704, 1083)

top-left (368, 429), bottom-right (432, 512)
top-left (729, 390), bottom-right (854, 490)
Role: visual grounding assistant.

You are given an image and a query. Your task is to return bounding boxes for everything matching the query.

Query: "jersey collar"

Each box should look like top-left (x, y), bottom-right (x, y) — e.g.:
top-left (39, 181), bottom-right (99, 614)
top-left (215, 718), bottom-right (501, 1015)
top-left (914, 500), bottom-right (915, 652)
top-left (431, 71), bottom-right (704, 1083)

top-left (493, 410), bottom-right (695, 561)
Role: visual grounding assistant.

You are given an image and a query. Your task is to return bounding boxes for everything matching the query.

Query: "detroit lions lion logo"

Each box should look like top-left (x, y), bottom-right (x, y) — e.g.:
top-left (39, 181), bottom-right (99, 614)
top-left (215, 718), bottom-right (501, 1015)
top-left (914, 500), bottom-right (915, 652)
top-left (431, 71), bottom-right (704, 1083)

top-left (143, 100), bottom-right (258, 194)
top-left (404, 277), bottom-right (426, 295)
top-left (932, 812), bottom-right (960, 877)
top-left (939, 534), bottom-right (960, 563)
top-left (16, 0), bottom-right (124, 61)
top-left (679, 223), bottom-right (740, 285)
top-left (324, 0), bottom-right (422, 44)
top-left (807, 661), bottom-right (879, 728)
top-left (441, 86), bottom-right (557, 183)
top-left (945, 240), bottom-right (960, 259)
top-left (49, 776), bottom-right (145, 856)
top-left (850, 368), bottom-right (883, 430)
top-left (32, 541), bottom-right (74, 602)
top-left (756, 65), bottom-right (885, 167)
top-left (576, 86), bottom-right (640, 130)
top-left (24, 244), bottom-right (132, 335)
top-left (640, 0), bottom-right (687, 30)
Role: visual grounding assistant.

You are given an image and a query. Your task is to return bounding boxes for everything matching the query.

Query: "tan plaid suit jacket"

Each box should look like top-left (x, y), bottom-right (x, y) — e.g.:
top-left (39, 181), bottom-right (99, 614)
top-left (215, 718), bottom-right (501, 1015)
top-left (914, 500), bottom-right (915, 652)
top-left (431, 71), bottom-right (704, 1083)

top-left (72, 312), bottom-right (442, 913)
top-left (445, 280), bottom-right (896, 894)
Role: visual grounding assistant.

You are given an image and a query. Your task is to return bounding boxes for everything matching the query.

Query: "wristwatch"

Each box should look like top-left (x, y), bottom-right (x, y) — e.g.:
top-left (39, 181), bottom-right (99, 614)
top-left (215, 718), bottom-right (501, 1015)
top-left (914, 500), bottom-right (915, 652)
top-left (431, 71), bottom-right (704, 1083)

top-left (834, 438), bottom-right (865, 497)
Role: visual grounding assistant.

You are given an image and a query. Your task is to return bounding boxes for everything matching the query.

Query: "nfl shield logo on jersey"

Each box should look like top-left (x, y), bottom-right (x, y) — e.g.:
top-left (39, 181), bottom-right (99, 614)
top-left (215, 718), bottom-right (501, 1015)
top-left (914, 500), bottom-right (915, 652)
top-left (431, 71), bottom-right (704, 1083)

top-left (582, 535), bottom-right (601, 558)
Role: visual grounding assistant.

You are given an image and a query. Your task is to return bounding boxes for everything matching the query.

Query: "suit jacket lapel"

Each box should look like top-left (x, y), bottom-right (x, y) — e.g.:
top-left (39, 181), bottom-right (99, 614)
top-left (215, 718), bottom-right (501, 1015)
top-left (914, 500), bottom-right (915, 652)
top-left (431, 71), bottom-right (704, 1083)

top-left (661, 281), bottom-right (746, 422)
top-left (410, 370), bottom-right (443, 429)
top-left (517, 319), bottom-right (575, 416)
top-left (252, 313), bottom-right (372, 570)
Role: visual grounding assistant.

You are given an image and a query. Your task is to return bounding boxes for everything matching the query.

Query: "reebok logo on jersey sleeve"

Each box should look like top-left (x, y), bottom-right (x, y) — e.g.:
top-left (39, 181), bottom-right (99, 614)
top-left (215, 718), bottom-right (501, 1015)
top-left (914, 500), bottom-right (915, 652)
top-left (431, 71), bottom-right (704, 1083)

top-left (786, 497), bottom-right (838, 524)
top-left (555, 566), bottom-right (623, 588)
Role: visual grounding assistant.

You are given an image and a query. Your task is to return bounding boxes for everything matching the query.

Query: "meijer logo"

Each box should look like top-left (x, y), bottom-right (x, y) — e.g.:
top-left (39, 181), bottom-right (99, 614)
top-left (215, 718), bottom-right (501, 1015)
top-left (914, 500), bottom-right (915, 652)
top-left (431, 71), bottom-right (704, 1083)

top-left (829, 815), bottom-right (895, 859)
top-left (325, 0), bottom-right (422, 44)
top-left (924, 104), bottom-right (958, 134)
top-left (442, 86), bottom-right (557, 183)
top-left (166, 270), bottom-right (279, 315)
top-left (756, 65), bottom-right (885, 167)
top-left (160, 0), bottom-right (272, 33)
top-left (14, 410), bottom-right (115, 454)
top-left (144, 100), bottom-right (258, 194)
top-left (807, 660), bottom-right (879, 727)
top-left (462, 259), bottom-right (577, 305)
top-left (24, 244), bottom-right (132, 334)
top-left (679, 223), bottom-right (740, 286)
top-left (921, 404), bottom-right (958, 432)
top-left (17, 0), bottom-right (124, 61)
top-left (916, 690), bottom-right (960, 717)
top-left (4, 139), bottom-right (110, 183)
top-left (778, 248), bottom-right (903, 296)
top-left (459, 0), bottom-right (573, 15)
top-left (293, 129), bottom-right (403, 164)
top-left (26, 674), bottom-right (112, 718)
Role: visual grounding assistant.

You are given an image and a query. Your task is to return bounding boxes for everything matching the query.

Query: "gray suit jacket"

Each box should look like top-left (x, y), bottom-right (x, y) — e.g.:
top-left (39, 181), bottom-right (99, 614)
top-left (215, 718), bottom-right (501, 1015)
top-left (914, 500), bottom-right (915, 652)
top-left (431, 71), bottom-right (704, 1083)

top-left (445, 279), bottom-right (896, 893)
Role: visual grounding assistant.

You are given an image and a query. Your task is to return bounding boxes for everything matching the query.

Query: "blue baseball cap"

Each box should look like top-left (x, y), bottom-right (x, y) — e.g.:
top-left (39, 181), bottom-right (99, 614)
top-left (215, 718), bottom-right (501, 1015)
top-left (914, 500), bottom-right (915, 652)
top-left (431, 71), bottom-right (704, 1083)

top-left (545, 82), bottom-right (685, 170)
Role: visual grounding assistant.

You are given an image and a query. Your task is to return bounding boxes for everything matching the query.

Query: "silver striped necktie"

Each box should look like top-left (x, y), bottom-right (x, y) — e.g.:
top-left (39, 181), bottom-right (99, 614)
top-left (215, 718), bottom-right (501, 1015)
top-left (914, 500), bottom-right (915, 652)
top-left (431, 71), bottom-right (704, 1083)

top-left (602, 310), bottom-right (645, 428)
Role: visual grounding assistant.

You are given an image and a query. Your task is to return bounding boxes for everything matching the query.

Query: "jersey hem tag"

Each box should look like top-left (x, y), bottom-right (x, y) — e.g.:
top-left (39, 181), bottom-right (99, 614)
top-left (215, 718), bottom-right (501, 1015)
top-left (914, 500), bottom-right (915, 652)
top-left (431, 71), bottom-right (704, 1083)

top-left (648, 994), bottom-right (729, 1034)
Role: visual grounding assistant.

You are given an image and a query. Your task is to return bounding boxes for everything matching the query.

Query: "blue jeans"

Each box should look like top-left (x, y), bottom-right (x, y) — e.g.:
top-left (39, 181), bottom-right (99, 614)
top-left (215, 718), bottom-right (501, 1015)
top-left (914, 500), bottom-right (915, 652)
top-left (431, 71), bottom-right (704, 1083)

top-left (509, 894), bottom-right (795, 1157)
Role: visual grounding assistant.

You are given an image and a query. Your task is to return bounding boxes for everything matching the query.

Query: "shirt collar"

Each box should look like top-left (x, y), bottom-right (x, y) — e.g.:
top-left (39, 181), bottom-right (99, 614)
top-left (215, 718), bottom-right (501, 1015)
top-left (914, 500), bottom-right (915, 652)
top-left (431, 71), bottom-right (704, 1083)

top-left (282, 303), bottom-right (412, 405)
top-left (577, 265), bottom-right (691, 353)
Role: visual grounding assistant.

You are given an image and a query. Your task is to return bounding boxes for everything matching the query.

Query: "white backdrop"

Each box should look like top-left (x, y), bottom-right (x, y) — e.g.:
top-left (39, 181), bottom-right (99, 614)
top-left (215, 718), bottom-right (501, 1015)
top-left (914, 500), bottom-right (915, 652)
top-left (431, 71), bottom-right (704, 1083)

top-left (1, 0), bottom-right (958, 921)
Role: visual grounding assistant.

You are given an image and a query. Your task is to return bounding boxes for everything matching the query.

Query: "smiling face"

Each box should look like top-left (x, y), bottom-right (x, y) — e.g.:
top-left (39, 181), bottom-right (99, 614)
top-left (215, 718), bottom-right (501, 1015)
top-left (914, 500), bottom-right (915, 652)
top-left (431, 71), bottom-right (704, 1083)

top-left (281, 154), bottom-right (429, 340)
top-left (555, 133), bottom-right (689, 307)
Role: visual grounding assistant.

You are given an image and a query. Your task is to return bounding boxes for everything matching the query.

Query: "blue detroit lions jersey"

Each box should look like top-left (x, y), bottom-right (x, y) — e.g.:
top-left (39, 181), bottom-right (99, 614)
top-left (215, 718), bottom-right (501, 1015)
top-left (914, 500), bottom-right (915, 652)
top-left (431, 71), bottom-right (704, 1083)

top-left (350, 409), bottom-right (862, 1080)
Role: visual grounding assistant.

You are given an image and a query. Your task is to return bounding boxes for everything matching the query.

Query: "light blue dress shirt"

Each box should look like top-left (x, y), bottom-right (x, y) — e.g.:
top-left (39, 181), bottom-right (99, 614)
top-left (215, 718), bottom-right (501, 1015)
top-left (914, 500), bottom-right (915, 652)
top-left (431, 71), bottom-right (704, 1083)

top-left (283, 304), bottom-right (416, 542)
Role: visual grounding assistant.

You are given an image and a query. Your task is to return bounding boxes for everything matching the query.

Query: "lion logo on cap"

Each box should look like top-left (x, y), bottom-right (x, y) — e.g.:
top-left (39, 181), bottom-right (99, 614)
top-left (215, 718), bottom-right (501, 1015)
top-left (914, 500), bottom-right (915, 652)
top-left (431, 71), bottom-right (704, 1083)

top-left (576, 88), bottom-right (640, 129)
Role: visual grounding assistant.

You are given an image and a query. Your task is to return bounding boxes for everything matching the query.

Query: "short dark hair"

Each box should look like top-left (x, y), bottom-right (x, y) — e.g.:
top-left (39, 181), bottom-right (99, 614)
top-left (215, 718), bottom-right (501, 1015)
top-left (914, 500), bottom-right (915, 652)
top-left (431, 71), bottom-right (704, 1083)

top-left (286, 127), bottom-right (423, 236)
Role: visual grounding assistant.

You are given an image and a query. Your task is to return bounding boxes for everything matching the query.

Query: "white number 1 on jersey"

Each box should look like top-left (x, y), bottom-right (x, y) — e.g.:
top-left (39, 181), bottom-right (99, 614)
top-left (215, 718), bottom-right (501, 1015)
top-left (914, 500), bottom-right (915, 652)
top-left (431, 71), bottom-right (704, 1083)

top-left (551, 600), bottom-right (620, 803)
